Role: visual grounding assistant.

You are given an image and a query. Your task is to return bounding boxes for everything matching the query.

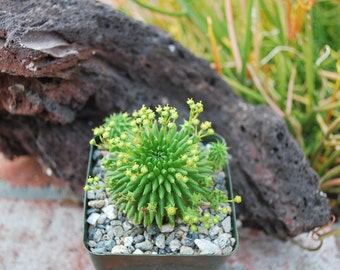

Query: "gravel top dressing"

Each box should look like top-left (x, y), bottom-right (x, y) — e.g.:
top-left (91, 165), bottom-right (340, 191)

top-left (85, 149), bottom-right (237, 256)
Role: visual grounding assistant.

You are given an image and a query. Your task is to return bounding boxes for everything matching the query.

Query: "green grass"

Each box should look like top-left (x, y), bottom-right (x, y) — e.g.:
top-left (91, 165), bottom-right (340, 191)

top-left (104, 0), bottom-right (340, 208)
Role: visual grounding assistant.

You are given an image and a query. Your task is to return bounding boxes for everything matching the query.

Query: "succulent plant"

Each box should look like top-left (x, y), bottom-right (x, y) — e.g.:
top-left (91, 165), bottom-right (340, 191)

top-left (87, 98), bottom-right (240, 229)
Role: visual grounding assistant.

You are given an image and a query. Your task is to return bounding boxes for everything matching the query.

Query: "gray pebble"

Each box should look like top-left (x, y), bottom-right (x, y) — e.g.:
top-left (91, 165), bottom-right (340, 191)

top-left (124, 236), bottom-right (134, 247)
top-left (146, 224), bottom-right (159, 235)
top-left (155, 234), bottom-right (166, 249)
top-left (181, 237), bottom-right (195, 248)
top-left (133, 235), bottom-right (145, 243)
top-left (95, 190), bottom-right (106, 200)
top-left (209, 225), bottom-right (222, 237)
top-left (91, 247), bottom-right (106, 254)
top-left (135, 240), bottom-right (153, 251)
top-left (87, 190), bottom-right (96, 200)
top-left (104, 240), bottom-right (116, 251)
top-left (169, 239), bottom-right (181, 252)
top-left (198, 226), bottom-right (209, 235)
top-left (165, 232), bottom-right (175, 245)
top-left (97, 213), bottom-right (107, 225)
top-left (222, 246), bottom-right (234, 255)
top-left (161, 224), bottom-right (174, 233)
top-left (112, 226), bottom-right (124, 238)
top-left (93, 229), bottom-right (103, 242)
top-left (217, 233), bottom-right (231, 249)
top-left (123, 221), bottom-right (133, 231)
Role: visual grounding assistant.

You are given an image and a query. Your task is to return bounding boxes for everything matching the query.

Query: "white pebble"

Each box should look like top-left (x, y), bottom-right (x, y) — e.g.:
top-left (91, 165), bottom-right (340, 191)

top-left (87, 190), bottom-right (96, 200)
top-left (111, 245), bottom-right (129, 254)
top-left (180, 246), bottom-right (194, 255)
top-left (221, 216), bottom-right (231, 232)
top-left (161, 223), bottom-right (174, 233)
top-left (97, 213), bottom-right (107, 225)
top-left (112, 226), bottom-right (124, 238)
top-left (194, 239), bottom-right (220, 255)
top-left (217, 233), bottom-right (231, 249)
top-left (124, 236), bottom-right (134, 247)
top-left (132, 249), bottom-right (144, 255)
top-left (87, 213), bottom-right (100, 225)
top-left (209, 225), bottom-right (221, 237)
top-left (102, 205), bottom-right (117, 220)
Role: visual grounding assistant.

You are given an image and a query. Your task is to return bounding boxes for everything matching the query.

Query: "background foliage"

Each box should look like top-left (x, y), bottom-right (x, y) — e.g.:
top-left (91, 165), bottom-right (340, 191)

top-left (101, 0), bottom-right (340, 209)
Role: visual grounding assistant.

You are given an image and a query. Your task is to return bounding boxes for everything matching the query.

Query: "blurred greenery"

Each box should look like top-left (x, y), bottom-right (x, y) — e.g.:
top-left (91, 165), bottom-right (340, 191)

top-left (103, 0), bottom-right (340, 209)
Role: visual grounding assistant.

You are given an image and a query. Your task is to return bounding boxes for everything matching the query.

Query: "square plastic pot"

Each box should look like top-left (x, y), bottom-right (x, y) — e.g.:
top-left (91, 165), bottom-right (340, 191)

top-left (83, 134), bottom-right (239, 270)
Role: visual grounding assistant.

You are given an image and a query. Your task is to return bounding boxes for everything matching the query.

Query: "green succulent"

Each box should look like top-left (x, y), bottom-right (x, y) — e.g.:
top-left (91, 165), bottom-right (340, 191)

top-left (88, 98), bottom-right (238, 228)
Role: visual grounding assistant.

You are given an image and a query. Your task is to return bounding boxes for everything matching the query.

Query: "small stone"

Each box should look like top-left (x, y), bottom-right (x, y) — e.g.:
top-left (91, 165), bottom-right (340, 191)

top-left (155, 234), bottom-right (166, 249)
top-left (104, 240), bottom-right (116, 251)
top-left (87, 190), bottom-right (96, 200)
top-left (111, 245), bottom-right (129, 254)
top-left (230, 237), bottom-right (236, 246)
top-left (133, 235), bottom-right (145, 243)
top-left (129, 226), bottom-right (143, 237)
top-left (135, 240), bottom-right (153, 251)
top-left (222, 216), bottom-right (231, 233)
top-left (217, 233), bottom-right (231, 249)
top-left (122, 221), bottom-right (133, 231)
top-left (88, 240), bottom-right (96, 248)
top-left (102, 205), bottom-right (117, 220)
top-left (112, 226), bottom-right (124, 238)
top-left (93, 229), bottom-right (103, 242)
top-left (197, 226), bottom-right (209, 235)
top-left (194, 239), bottom-right (221, 255)
top-left (180, 246), bottom-right (194, 255)
top-left (179, 225), bottom-right (189, 232)
top-left (91, 247), bottom-right (106, 254)
top-left (161, 223), bottom-right (174, 233)
top-left (88, 199), bottom-right (106, 208)
top-left (124, 236), bottom-right (134, 247)
top-left (95, 190), bottom-right (106, 200)
top-left (127, 246), bottom-right (135, 254)
top-left (165, 232), bottom-right (175, 245)
top-left (209, 225), bottom-right (221, 237)
top-left (105, 226), bottom-right (114, 239)
top-left (169, 239), bottom-right (181, 252)
top-left (93, 149), bottom-right (103, 160)
top-left (146, 224), bottom-right (159, 235)
top-left (133, 249), bottom-right (144, 255)
top-left (110, 220), bottom-right (122, 226)
top-left (87, 212), bottom-right (101, 225)
top-left (97, 213), bottom-right (107, 225)
top-left (222, 246), bottom-right (234, 255)
top-left (181, 237), bottom-right (195, 248)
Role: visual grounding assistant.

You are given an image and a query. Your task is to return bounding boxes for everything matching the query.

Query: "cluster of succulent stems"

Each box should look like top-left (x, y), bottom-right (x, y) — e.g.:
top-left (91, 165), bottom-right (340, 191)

top-left (86, 98), bottom-right (241, 230)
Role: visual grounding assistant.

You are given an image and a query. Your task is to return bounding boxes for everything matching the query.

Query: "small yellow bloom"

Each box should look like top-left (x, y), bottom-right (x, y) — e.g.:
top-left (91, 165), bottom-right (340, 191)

top-left (166, 206), bottom-right (177, 216)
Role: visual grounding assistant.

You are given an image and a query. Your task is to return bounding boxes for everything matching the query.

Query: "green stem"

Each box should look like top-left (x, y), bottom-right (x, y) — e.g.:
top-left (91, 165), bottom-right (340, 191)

top-left (318, 150), bottom-right (340, 177)
top-left (240, 0), bottom-right (254, 80)
top-left (131, 0), bottom-right (188, 16)
top-left (304, 12), bottom-right (315, 112)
